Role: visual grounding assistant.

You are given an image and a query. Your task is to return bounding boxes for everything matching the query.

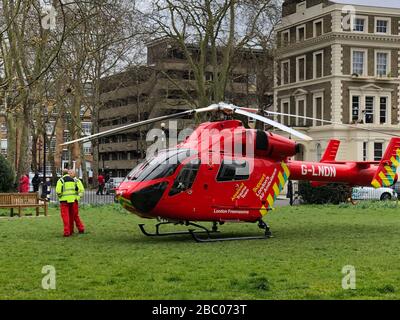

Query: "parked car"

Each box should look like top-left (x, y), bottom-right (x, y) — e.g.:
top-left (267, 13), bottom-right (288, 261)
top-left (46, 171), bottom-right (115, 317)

top-left (105, 177), bottom-right (124, 194)
top-left (392, 182), bottom-right (400, 197)
top-left (352, 187), bottom-right (397, 201)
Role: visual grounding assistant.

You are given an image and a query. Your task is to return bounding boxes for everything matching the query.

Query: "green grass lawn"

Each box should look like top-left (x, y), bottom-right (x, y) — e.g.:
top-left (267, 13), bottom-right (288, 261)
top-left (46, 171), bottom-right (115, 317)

top-left (0, 202), bottom-right (399, 300)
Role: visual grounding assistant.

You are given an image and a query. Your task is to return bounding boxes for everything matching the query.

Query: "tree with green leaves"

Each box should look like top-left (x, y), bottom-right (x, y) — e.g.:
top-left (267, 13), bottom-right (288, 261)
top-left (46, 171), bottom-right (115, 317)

top-left (0, 154), bottom-right (15, 192)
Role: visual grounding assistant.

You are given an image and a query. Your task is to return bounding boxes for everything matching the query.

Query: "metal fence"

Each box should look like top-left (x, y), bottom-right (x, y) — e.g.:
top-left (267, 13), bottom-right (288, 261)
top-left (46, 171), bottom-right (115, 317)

top-left (45, 187), bottom-right (116, 205)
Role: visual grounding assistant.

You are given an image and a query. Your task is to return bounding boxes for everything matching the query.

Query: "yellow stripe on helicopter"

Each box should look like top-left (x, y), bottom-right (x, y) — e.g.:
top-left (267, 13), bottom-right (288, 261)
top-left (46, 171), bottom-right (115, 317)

top-left (260, 162), bottom-right (291, 216)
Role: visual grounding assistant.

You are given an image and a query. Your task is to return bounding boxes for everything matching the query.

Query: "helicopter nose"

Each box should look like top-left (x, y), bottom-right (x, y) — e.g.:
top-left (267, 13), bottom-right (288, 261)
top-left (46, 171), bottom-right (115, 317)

top-left (130, 182), bottom-right (169, 213)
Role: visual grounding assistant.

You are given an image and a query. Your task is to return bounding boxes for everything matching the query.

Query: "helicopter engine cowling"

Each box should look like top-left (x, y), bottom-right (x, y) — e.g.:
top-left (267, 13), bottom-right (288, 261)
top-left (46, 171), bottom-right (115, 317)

top-left (255, 130), bottom-right (297, 160)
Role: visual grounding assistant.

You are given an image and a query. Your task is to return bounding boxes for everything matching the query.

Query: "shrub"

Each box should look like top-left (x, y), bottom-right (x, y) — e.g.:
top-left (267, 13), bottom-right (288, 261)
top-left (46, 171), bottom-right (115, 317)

top-left (0, 154), bottom-right (15, 192)
top-left (298, 181), bottom-right (352, 205)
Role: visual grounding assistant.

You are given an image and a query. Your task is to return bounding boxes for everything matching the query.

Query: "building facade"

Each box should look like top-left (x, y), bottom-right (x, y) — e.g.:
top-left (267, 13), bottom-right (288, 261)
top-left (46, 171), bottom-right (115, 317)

top-left (99, 40), bottom-right (273, 177)
top-left (0, 104), bottom-right (93, 179)
top-left (275, 0), bottom-right (400, 163)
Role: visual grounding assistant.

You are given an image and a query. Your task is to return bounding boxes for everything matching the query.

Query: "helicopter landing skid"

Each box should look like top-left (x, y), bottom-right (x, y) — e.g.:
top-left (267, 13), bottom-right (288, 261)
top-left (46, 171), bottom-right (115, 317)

top-left (138, 221), bottom-right (219, 237)
top-left (189, 219), bottom-right (272, 243)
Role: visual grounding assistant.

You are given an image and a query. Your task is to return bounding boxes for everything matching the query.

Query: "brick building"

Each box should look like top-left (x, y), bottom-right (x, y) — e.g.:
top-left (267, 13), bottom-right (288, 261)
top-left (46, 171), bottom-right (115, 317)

top-left (99, 39), bottom-right (273, 177)
top-left (274, 0), bottom-right (400, 162)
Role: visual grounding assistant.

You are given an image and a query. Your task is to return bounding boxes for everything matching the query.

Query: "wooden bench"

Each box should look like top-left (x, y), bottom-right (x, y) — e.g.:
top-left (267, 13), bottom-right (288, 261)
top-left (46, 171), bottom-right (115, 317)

top-left (0, 193), bottom-right (48, 217)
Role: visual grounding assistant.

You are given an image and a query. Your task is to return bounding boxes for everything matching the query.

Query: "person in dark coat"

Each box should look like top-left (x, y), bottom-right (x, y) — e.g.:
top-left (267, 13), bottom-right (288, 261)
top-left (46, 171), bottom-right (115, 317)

top-left (32, 173), bottom-right (41, 192)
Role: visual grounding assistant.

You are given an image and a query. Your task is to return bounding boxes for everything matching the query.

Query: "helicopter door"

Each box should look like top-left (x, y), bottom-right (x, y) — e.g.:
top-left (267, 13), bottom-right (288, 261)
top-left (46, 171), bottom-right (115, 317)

top-left (213, 159), bottom-right (251, 209)
top-left (169, 159), bottom-right (200, 196)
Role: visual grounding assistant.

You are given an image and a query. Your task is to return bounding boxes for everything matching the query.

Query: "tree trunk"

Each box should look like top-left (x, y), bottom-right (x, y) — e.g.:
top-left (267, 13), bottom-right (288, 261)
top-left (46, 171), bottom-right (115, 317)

top-left (17, 103), bottom-right (31, 179)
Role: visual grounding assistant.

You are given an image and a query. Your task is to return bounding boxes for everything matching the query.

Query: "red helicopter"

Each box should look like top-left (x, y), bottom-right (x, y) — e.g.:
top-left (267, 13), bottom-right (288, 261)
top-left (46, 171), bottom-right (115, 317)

top-left (62, 103), bottom-right (400, 242)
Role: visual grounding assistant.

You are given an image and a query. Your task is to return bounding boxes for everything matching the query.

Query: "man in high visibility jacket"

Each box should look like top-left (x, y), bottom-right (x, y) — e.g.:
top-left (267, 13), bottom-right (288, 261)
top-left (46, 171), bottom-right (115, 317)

top-left (56, 169), bottom-right (76, 237)
top-left (69, 170), bottom-right (85, 235)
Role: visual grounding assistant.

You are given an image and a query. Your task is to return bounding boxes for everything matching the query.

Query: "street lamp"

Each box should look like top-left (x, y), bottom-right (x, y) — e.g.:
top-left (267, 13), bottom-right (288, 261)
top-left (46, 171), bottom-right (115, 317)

top-left (43, 112), bottom-right (49, 185)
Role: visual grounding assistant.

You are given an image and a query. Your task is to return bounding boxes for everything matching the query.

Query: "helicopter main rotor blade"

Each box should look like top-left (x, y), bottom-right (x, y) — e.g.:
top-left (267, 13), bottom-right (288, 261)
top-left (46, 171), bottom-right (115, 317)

top-left (264, 110), bottom-right (400, 138)
top-left (219, 103), bottom-right (313, 141)
top-left (60, 105), bottom-right (221, 146)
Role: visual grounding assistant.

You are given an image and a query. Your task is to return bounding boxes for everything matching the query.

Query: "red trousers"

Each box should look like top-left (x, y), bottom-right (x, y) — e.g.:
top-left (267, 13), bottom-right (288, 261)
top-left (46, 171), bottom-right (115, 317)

top-left (60, 201), bottom-right (85, 236)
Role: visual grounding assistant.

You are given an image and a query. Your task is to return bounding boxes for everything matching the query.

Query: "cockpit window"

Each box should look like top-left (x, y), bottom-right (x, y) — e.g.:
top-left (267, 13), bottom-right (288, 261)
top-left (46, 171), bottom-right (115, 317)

top-left (217, 160), bottom-right (250, 182)
top-left (125, 149), bottom-right (197, 182)
top-left (169, 159), bottom-right (200, 196)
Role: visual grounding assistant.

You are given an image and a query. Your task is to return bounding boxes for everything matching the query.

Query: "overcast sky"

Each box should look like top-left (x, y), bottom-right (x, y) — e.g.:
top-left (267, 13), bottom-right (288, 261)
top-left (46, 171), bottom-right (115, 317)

top-left (332, 0), bottom-right (400, 8)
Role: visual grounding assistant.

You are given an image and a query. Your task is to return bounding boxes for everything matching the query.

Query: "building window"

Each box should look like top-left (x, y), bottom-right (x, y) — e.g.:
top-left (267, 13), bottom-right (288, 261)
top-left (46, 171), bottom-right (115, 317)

top-left (375, 18), bottom-right (391, 34)
top-left (314, 19), bottom-right (323, 37)
top-left (296, 25), bottom-right (306, 42)
top-left (62, 150), bottom-right (70, 161)
top-left (248, 74), bottom-right (257, 86)
top-left (313, 51), bottom-right (324, 79)
top-left (281, 60), bottom-right (290, 85)
top-left (46, 122), bottom-right (55, 135)
top-left (280, 100), bottom-right (290, 126)
top-left (0, 123), bottom-right (7, 133)
top-left (351, 96), bottom-right (360, 123)
top-left (365, 96), bottom-right (374, 124)
top-left (374, 142), bottom-right (383, 161)
top-left (281, 30), bottom-right (290, 46)
top-left (380, 97), bottom-right (388, 124)
top-left (296, 99), bottom-right (306, 127)
top-left (50, 138), bottom-right (56, 153)
top-left (0, 139), bottom-right (7, 156)
top-left (313, 94), bottom-right (324, 126)
top-left (352, 49), bottom-right (367, 76)
top-left (296, 56), bottom-right (306, 82)
top-left (63, 131), bottom-right (70, 143)
top-left (83, 142), bottom-right (92, 155)
top-left (363, 142), bottom-right (368, 161)
top-left (376, 51), bottom-right (390, 77)
top-left (353, 17), bottom-right (366, 32)
top-left (82, 122), bottom-right (92, 136)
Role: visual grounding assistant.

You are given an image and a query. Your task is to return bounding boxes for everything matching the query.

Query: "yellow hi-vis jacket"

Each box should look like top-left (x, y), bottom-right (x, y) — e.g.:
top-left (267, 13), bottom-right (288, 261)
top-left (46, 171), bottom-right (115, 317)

top-left (75, 178), bottom-right (85, 201)
top-left (56, 174), bottom-right (84, 203)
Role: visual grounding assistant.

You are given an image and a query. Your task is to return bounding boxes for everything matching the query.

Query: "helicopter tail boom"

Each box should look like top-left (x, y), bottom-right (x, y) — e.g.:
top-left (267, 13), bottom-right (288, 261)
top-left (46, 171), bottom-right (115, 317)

top-left (288, 138), bottom-right (400, 188)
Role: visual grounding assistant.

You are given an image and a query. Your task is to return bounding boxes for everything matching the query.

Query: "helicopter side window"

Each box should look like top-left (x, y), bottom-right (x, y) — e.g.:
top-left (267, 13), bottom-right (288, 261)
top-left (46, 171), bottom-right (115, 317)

top-left (217, 160), bottom-right (250, 182)
top-left (169, 159), bottom-right (200, 196)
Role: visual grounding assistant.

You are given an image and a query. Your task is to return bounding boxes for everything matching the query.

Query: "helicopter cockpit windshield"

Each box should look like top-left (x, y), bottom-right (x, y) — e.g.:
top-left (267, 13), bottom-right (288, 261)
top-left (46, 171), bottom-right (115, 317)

top-left (125, 149), bottom-right (198, 182)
